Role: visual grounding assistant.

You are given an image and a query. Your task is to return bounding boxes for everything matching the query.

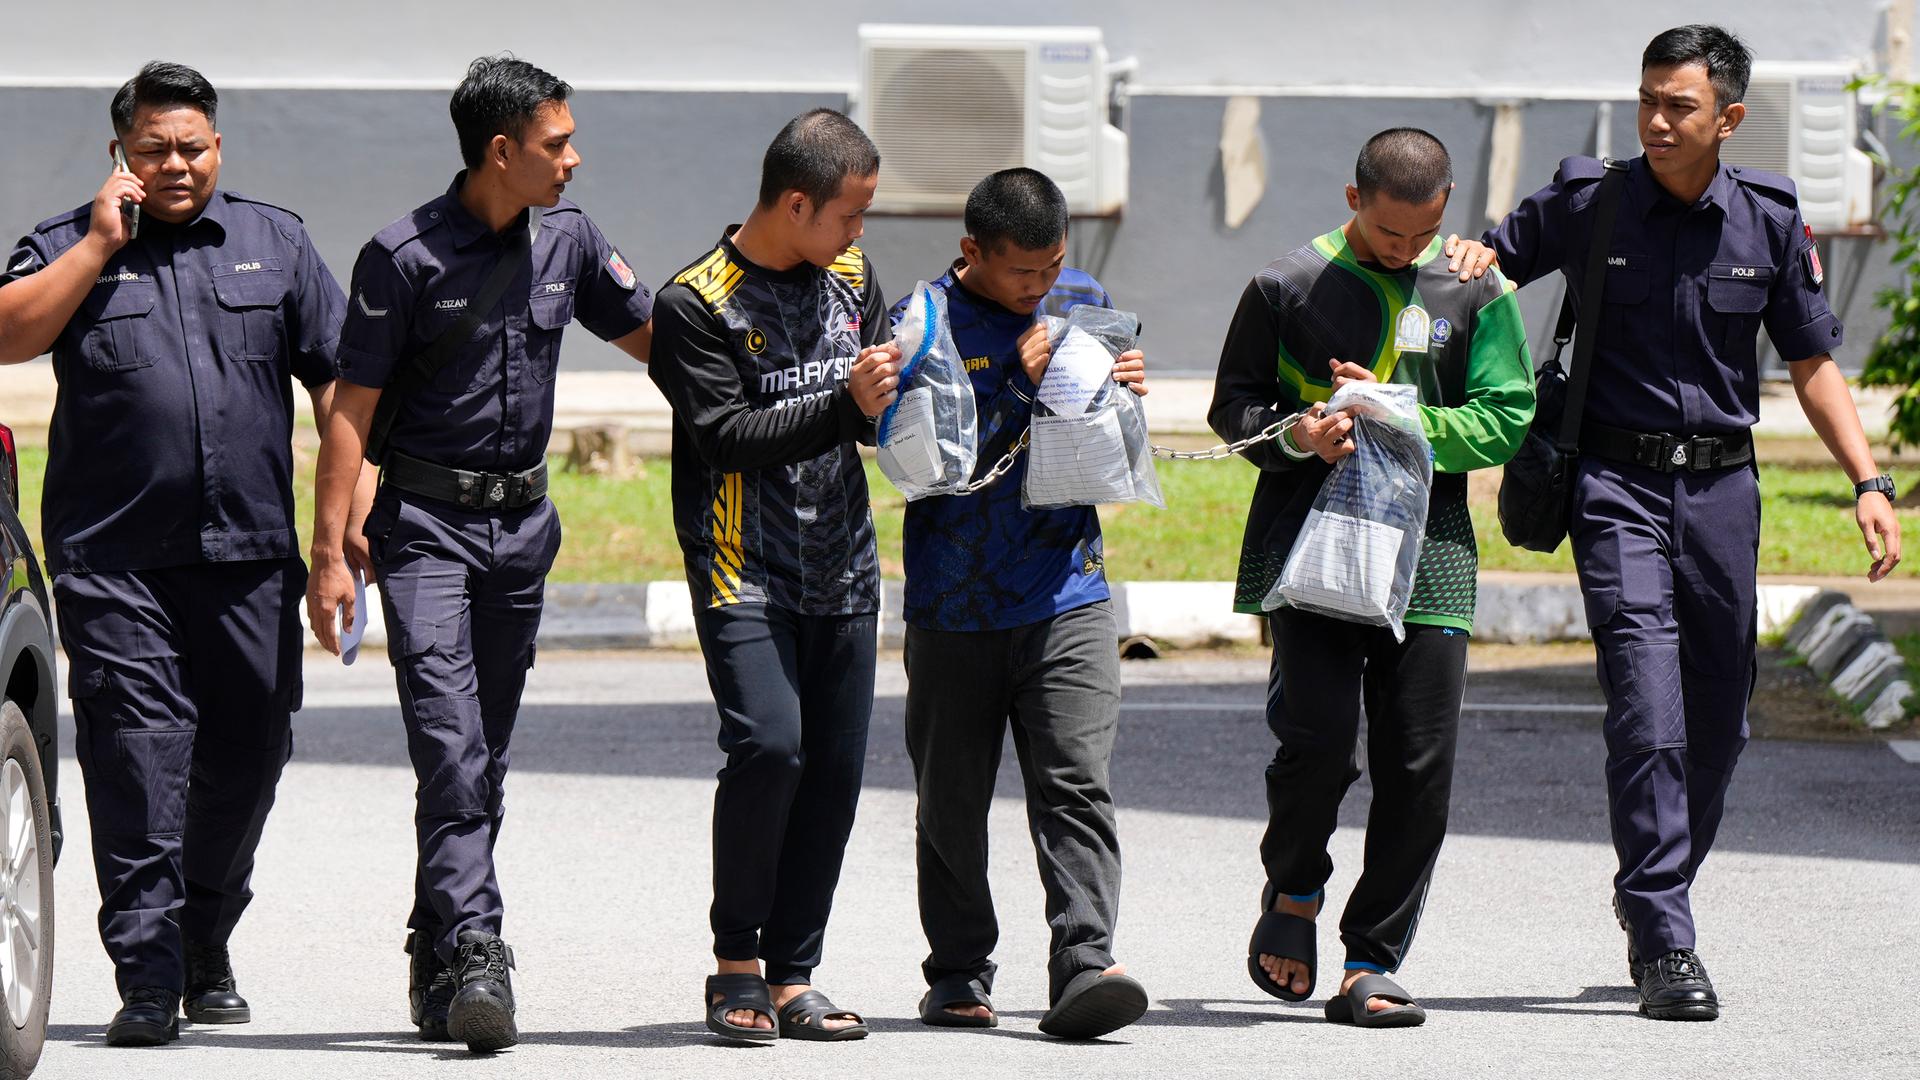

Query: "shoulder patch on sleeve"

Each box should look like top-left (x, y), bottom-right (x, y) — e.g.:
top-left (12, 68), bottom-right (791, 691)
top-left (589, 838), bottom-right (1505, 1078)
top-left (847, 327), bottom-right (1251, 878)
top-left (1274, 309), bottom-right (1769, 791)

top-left (828, 245), bottom-right (866, 292)
top-left (671, 244), bottom-right (743, 310)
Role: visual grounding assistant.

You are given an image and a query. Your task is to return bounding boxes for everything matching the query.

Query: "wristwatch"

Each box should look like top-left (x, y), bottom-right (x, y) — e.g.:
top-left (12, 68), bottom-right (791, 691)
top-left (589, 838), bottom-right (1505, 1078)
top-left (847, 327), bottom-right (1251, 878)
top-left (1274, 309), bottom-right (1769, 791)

top-left (1854, 474), bottom-right (1896, 501)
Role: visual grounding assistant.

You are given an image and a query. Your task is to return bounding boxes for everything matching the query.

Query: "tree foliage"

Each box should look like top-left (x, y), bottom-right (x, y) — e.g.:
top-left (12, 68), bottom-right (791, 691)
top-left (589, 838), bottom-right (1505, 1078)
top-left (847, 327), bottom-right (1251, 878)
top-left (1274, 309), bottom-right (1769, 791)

top-left (1859, 76), bottom-right (1920, 448)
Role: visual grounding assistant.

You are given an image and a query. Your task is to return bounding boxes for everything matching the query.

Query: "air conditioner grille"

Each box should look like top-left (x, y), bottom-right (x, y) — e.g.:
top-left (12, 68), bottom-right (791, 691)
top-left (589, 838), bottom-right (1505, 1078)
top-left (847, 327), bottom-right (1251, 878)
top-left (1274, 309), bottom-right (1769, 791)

top-left (866, 46), bottom-right (1027, 206)
top-left (1721, 78), bottom-right (1793, 174)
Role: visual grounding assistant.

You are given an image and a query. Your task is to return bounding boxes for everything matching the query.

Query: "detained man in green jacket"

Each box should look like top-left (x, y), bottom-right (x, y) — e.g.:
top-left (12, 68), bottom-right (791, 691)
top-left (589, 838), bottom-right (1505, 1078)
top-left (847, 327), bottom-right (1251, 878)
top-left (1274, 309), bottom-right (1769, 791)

top-left (1208, 127), bottom-right (1535, 1028)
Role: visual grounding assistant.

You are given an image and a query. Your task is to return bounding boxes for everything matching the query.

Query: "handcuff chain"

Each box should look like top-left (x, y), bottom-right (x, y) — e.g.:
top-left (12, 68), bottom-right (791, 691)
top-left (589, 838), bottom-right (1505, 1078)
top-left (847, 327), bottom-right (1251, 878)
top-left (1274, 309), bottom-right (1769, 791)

top-left (950, 430), bottom-right (1031, 496)
top-left (1149, 411), bottom-right (1306, 461)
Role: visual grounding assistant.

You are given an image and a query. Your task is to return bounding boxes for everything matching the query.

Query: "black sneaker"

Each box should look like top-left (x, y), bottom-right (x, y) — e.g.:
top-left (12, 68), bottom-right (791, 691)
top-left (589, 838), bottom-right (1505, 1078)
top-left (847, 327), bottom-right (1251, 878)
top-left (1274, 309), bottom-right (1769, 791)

top-left (446, 930), bottom-right (517, 1052)
top-left (183, 938), bottom-right (251, 1024)
top-left (406, 931), bottom-right (455, 1042)
top-left (107, 986), bottom-right (181, 1047)
top-left (1612, 895), bottom-right (1643, 985)
top-left (1637, 949), bottom-right (1720, 1021)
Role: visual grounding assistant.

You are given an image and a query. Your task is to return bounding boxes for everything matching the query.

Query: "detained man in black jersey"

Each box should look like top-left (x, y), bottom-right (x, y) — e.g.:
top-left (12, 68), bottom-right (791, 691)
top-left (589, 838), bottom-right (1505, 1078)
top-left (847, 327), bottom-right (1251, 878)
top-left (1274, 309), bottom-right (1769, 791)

top-left (647, 109), bottom-right (898, 1044)
top-left (1210, 130), bottom-right (1534, 1027)
top-left (892, 169), bottom-right (1150, 1039)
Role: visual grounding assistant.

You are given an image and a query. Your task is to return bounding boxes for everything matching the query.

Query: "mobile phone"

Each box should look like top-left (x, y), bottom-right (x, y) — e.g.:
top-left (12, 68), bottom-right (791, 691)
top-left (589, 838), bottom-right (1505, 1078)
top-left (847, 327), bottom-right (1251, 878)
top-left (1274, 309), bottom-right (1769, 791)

top-left (112, 145), bottom-right (139, 239)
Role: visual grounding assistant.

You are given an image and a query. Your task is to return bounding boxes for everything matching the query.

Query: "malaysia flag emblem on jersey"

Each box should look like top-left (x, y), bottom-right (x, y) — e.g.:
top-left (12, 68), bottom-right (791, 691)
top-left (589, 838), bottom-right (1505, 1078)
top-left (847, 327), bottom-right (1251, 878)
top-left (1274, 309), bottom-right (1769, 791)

top-left (845, 313), bottom-right (862, 334)
top-left (608, 250), bottom-right (637, 291)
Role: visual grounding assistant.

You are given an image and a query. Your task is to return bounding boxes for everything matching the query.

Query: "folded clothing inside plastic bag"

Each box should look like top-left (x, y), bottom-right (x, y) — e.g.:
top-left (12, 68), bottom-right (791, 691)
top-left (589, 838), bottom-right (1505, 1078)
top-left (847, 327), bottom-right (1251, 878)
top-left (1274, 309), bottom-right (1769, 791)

top-left (1265, 381), bottom-right (1432, 640)
top-left (1021, 306), bottom-right (1164, 510)
top-left (878, 281), bottom-right (980, 500)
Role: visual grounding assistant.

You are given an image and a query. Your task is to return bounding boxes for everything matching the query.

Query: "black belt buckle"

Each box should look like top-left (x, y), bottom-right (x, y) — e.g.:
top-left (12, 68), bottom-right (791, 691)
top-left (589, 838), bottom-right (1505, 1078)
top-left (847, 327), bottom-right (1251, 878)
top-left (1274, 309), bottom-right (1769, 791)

top-left (454, 470), bottom-right (510, 509)
top-left (456, 469), bottom-right (535, 509)
top-left (1638, 433), bottom-right (1713, 472)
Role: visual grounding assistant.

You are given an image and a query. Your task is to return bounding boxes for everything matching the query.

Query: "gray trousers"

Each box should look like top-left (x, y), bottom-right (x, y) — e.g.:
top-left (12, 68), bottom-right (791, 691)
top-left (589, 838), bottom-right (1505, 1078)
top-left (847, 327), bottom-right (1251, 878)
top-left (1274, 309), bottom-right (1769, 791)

top-left (904, 600), bottom-right (1123, 1003)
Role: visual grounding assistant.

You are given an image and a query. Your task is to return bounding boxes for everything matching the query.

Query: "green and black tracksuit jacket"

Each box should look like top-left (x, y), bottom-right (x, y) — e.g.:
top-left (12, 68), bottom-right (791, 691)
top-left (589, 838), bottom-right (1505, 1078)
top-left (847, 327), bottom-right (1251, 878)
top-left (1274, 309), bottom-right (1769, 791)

top-left (1208, 229), bottom-right (1536, 632)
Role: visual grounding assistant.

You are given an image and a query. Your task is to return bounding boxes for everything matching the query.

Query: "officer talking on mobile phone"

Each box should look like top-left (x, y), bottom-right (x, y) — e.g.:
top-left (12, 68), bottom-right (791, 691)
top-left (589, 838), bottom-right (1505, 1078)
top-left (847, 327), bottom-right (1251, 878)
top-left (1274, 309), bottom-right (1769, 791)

top-left (0, 60), bottom-right (352, 1047)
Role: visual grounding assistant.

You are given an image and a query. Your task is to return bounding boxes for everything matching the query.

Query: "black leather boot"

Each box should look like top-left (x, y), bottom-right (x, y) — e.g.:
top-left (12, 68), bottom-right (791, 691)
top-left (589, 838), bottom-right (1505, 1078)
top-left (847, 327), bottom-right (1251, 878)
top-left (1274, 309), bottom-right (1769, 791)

top-left (107, 987), bottom-right (181, 1046)
top-left (446, 930), bottom-right (517, 1052)
top-left (407, 931), bottom-right (454, 1042)
top-left (183, 939), bottom-right (250, 1024)
top-left (1637, 949), bottom-right (1720, 1021)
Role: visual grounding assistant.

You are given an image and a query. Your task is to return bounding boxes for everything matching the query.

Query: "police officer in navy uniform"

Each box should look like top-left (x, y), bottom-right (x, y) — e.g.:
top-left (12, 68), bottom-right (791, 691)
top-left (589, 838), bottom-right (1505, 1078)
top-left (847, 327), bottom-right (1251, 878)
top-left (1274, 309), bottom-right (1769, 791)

top-left (1448, 25), bottom-right (1901, 1020)
top-left (306, 55), bottom-right (653, 1053)
top-left (0, 62), bottom-right (350, 1046)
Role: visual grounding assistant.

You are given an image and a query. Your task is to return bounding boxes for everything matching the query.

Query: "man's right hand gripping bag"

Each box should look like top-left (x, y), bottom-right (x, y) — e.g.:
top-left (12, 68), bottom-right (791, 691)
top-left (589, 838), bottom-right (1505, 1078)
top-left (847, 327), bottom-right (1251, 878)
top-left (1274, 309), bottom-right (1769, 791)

top-left (1264, 382), bottom-right (1433, 641)
top-left (1020, 306), bottom-right (1164, 510)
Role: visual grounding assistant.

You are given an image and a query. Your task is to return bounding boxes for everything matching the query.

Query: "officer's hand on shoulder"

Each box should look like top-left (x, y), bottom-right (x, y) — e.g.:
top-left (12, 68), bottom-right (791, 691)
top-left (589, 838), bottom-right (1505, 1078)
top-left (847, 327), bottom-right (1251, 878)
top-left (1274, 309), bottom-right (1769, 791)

top-left (1017, 320), bottom-right (1052, 386)
top-left (850, 341), bottom-right (901, 418)
top-left (1443, 235), bottom-right (1497, 282)
top-left (87, 165), bottom-right (145, 254)
top-left (1112, 348), bottom-right (1147, 397)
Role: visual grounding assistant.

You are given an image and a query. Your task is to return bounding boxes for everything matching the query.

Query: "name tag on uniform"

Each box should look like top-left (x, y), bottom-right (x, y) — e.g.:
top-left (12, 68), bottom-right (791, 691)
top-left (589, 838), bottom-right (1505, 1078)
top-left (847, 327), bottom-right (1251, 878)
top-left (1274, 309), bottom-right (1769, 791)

top-left (1394, 304), bottom-right (1431, 353)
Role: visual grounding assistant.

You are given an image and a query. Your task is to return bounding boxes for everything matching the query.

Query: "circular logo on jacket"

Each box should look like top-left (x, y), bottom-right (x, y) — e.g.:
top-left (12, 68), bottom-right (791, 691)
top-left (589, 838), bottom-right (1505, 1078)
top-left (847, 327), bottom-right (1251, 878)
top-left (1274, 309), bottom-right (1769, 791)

top-left (1430, 317), bottom-right (1453, 345)
top-left (745, 328), bottom-right (767, 354)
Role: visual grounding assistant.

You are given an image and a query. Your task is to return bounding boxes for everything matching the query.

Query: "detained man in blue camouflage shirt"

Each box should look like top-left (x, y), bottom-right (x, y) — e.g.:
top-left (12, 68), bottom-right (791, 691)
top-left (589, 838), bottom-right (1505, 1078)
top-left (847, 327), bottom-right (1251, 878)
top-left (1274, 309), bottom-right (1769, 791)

top-left (892, 169), bottom-right (1150, 1040)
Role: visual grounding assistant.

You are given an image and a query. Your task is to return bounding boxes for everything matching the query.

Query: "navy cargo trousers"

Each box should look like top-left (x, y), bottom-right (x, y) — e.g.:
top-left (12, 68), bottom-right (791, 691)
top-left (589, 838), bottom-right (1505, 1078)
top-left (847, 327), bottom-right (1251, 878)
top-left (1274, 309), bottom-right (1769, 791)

top-left (366, 488), bottom-right (560, 965)
top-left (1572, 455), bottom-right (1758, 963)
top-left (56, 558), bottom-right (304, 996)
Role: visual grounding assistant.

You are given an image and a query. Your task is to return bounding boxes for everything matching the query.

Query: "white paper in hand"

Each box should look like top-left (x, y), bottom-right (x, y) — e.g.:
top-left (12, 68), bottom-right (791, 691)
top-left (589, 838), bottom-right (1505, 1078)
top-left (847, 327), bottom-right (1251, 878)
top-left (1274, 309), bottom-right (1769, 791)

top-left (339, 568), bottom-right (368, 666)
top-left (875, 386), bottom-right (945, 491)
top-left (1034, 327), bottom-right (1112, 416)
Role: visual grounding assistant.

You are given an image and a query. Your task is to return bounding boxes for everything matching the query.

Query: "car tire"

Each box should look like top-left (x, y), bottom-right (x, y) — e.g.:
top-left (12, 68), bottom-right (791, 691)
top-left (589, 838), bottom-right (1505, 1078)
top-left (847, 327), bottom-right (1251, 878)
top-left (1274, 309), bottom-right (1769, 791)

top-left (0, 700), bottom-right (51, 1079)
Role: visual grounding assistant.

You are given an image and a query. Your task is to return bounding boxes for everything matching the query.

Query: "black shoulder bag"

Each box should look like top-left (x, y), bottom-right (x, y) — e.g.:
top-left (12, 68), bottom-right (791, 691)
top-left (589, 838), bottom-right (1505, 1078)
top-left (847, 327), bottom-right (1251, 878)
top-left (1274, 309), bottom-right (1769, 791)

top-left (1496, 159), bottom-right (1628, 553)
top-left (364, 221), bottom-right (533, 465)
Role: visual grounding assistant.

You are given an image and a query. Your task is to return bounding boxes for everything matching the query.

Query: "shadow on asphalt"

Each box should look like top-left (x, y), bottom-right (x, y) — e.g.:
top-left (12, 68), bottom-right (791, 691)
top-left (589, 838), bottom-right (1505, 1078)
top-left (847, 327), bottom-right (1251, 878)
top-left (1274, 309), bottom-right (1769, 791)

top-left (262, 661), bottom-right (1920, 866)
top-left (45, 987), bottom-right (1645, 1052)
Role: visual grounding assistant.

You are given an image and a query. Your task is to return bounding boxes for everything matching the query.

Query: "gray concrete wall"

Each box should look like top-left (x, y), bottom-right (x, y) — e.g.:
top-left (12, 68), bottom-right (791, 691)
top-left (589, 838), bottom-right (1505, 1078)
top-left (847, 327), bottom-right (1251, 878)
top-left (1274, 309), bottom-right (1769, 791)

top-left (3, 85), bottom-right (1896, 377)
top-left (2, 0), bottom-right (1910, 92)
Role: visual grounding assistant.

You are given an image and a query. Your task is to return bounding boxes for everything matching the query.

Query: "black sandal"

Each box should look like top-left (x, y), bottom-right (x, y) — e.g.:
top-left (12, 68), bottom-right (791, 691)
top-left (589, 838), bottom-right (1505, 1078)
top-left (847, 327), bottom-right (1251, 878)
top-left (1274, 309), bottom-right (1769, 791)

top-left (1036, 968), bottom-right (1149, 1040)
top-left (1248, 883), bottom-right (1321, 1002)
top-left (1324, 973), bottom-right (1427, 1028)
top-left (776, 989), bottom-right (869, 1042)
top-left (918, 972), bottom-right (997, 1028)
top-left (704, 973), bottom-right (777, 1044)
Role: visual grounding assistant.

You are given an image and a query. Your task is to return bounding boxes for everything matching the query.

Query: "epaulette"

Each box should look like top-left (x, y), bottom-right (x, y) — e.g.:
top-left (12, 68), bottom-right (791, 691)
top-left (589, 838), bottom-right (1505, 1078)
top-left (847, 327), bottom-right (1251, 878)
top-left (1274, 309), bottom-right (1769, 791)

top-left (1555, 155), bottom-right (1610, 185)
top-left (828, 246), bottom-right (867, 293)
top-left (30, 204), bottom-right (92, 237)
top-left (1727, 165), bottom-right (1800, 224)
top-left (368, 202), bottom-right (449, 254)
top-left (672, 244), bottom-right (744, 310)
top-left (222, 191), bottom-right (304, 223)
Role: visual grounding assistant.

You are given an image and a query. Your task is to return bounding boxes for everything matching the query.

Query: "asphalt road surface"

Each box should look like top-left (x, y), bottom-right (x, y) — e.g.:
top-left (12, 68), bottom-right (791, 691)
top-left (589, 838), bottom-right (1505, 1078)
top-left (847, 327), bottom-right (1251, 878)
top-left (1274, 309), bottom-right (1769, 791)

top-left (29, 646), bottom-right (1920, 1080)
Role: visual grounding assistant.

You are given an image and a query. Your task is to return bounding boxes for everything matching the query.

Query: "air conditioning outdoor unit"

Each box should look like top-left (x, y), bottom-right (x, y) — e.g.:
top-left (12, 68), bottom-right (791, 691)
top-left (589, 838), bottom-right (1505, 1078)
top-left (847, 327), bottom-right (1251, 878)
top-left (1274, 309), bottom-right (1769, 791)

top-left (1718, 61), bottom-right (1873, 230)
top-left (854, 24), bottom-right (1130, 216)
